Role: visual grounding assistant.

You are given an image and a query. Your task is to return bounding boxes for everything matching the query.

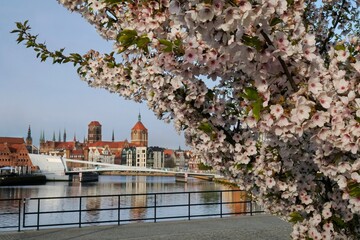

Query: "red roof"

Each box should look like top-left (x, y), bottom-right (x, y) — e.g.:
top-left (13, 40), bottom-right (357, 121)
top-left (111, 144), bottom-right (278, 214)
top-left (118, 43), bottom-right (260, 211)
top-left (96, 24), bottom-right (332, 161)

top-left (71, 150), bottom-right (84, 155)
top-left (132, 121), bottom-right (147, 131)
top-left (88, 121), bottom-right (101, 126)
top-left (87, 141), bottom-right (129, 149)
top-left (0, 137), bottom-right (25, 144)
top-left (55, 142), bottom-right (75, 149)
top-left (164, 149), bottom-right (174, 156)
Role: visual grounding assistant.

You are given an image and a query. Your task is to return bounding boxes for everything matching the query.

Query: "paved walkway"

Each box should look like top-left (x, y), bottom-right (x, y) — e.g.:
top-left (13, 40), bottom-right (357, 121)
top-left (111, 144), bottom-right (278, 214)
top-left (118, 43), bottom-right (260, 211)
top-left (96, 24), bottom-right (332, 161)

top-left (0, 215), bottom-right (292, 240)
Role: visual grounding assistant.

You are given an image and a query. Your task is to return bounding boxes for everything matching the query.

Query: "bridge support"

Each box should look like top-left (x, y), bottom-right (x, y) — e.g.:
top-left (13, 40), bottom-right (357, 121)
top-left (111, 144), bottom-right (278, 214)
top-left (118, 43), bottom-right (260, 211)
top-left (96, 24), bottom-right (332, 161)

top-left (175, 173), bottom-right (188, 183)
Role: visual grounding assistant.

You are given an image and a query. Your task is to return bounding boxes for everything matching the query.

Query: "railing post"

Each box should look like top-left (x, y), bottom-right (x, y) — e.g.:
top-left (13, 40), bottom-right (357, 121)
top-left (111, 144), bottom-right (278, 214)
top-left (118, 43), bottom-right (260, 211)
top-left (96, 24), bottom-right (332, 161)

top-left (250, 199), bottom-right (252, 216)
top-left (79, 197), bottom-right (82, 228)
top-left (117, 195), bottom-right (121, 225)
top-left (154, 194), bottom-right (157, 223)
top-left (188, 192), bottom-right (191, 220)
top-left (36, 199), bottom-right (40, 230)
top-left (220, 191), bottom-right (223, 218)
top-left (22, 198), bottom-right (26, 228)
top-left (18, 199), bottom-right (21, 232)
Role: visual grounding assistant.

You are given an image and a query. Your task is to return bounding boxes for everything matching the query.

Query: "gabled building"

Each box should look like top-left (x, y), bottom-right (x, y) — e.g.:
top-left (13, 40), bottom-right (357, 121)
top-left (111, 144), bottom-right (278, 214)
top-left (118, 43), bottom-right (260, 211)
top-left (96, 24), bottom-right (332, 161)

top-left (0, 137), bottom-right (36, 173)
top-left (88, 145), bottom-right (115, 164)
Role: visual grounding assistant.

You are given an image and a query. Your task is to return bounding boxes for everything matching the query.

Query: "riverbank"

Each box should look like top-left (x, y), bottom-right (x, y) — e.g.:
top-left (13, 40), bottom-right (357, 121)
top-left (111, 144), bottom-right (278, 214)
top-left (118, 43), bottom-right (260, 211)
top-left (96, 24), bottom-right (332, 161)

top-left (0, 215), bottom-right (292, 240)
top-left (101, 171), bottom-right (175, 177)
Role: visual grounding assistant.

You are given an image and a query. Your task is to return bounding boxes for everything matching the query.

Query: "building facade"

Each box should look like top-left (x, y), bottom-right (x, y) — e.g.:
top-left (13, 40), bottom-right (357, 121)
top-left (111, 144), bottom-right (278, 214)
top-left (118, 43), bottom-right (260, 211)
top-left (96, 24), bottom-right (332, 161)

top-left (88, 145), bottom-right (115, 164)
top-left (0, 137), bottom-right (36, 173)
top-left (147, 147), bottom-right (164, 169)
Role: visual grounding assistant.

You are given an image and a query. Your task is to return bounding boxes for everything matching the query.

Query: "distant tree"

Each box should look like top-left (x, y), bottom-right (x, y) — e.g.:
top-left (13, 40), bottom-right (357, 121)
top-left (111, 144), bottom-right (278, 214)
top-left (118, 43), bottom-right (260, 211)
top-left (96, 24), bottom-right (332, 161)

top-left (164, 156), bottom-right (176, 169)
top-left (198, 162), bottom-right (213, 171)
top-left (12, 0), bottom-right (360, 238)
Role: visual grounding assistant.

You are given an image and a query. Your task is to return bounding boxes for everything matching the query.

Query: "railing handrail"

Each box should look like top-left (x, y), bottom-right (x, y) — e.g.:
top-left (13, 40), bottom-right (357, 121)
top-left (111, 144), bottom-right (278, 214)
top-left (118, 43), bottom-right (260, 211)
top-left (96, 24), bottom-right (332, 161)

top-left (19, 189), bottom-right (246, 200)
top-left (0, 189), bottom-right (263, 232)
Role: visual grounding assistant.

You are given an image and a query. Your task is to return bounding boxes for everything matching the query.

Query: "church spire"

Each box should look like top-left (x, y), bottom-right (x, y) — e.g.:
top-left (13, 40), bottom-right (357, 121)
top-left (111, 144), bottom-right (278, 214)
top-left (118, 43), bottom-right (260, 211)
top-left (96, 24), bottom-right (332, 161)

top-left (52, 131), bottom-right (56, 141)
top-left (63, 129), bottom-right (67, 142)
top-left (40, 130), bottom-right (45, 143)
top-left (26, 125), bottom-right (32, 146)
top-left (73, 132), bottom-right (77, 142)
top-left (112, 130), bottom-right (115, 142)
top-left (138, 112), bottom-right (141, 122)
top-left (27, 125), bottom-right (31, 138)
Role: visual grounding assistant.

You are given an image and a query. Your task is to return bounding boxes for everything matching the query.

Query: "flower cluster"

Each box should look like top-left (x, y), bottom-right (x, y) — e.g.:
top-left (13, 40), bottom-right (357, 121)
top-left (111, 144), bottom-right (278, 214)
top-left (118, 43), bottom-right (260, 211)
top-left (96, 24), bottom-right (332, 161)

top-left (15, 0), bottom-right (360, 238)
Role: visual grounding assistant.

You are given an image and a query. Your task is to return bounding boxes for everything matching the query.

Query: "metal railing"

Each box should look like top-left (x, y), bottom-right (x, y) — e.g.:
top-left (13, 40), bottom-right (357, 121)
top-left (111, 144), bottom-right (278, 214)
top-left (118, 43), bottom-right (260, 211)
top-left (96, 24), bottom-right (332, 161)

top-left (0, 198), bottom-right (22, 232)
top-left (1, 190), bottom-right (263, 231)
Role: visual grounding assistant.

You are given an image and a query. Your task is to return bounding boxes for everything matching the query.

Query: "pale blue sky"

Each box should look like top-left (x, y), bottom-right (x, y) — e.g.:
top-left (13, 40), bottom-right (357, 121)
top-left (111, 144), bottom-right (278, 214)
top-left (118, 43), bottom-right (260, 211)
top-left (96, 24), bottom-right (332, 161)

top-left (0, 1), bottom-right (187, 149)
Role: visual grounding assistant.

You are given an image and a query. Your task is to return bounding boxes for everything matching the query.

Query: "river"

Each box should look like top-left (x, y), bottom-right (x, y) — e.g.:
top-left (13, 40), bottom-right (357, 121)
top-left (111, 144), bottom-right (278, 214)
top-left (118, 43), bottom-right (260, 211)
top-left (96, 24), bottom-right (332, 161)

top-left (0, 175), bottom-right (254, 230)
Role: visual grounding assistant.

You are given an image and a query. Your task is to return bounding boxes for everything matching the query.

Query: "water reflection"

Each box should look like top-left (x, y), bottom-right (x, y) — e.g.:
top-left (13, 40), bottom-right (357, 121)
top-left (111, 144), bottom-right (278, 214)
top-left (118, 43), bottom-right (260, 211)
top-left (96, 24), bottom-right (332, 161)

top-left (0, 175), bottom-right (252, 229)
top-left (222, 190), bottom-right (247, 214)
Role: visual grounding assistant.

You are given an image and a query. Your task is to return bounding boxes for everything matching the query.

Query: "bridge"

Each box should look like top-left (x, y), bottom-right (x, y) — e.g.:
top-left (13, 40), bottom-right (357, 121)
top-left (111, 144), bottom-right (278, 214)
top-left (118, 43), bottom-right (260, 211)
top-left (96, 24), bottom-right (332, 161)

top-left (29, 154), bottom-right (219, 182)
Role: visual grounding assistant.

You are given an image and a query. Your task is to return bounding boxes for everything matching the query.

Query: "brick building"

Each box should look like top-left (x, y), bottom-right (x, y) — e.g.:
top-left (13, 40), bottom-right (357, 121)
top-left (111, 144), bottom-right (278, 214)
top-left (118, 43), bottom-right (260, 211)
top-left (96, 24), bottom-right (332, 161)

top-left (131, 113), bottom-right (148, 147)
top-left (0, 137), bottom-right (36, 173)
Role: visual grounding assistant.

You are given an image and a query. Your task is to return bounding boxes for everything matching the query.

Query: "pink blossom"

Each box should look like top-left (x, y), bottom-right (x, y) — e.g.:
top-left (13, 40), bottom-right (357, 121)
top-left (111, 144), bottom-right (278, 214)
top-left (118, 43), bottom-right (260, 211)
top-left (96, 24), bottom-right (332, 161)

top-left (317, 92), bottom-right (332, 109)
top-left (308, 78), bottom-right (322, 95)
top-left (270, 104), bottom-right (284, 119)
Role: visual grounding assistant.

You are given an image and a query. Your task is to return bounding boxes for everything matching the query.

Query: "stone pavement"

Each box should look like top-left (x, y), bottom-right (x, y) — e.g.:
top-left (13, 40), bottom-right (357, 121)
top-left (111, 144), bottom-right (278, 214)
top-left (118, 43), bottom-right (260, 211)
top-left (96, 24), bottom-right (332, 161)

top-left (0, 214), bottom-right (292, 240)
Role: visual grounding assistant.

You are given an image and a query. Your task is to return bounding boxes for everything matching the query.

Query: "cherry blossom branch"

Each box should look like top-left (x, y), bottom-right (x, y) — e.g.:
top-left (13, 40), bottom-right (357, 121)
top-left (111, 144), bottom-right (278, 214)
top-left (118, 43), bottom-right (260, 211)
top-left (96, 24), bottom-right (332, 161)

top-left (319, 0), bottom-right (347, 55)
top-left (259, 29), bottom-right (299, 92)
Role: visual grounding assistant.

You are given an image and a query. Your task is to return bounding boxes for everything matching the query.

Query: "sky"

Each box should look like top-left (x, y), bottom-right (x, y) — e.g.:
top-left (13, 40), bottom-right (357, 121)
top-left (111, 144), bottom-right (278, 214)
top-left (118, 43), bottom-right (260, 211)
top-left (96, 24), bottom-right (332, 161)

top-left (0, 1), bottom-right (187, 149)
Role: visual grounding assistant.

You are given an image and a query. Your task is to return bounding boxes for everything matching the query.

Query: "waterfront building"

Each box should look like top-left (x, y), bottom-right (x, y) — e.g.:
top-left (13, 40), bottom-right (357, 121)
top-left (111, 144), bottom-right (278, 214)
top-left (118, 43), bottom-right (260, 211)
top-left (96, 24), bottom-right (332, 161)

top-left (135, 147), bottom-right (147, 167)
top-left (131, 113), bottom-right (148, 147)
top-left (87, 141), bottom-right (130, 164)
top-left (0, 137), bottom-right (36, 173)
top-left (163, 149), bottom-right (176, 168)
top-left (121, 146), bottom-right (136, 166)
top-left (147, 146), bottom-right (164, 169)
top-left (88, 145), bottom-right (115, 164)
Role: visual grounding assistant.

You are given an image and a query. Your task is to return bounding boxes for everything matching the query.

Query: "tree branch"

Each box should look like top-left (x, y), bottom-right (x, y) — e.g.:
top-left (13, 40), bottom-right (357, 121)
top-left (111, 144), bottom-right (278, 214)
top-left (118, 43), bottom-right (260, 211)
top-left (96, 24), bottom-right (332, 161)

top-left (260, 30), bottom-right (299, 92)
top-left (319, 0), bottom-right (347, 55)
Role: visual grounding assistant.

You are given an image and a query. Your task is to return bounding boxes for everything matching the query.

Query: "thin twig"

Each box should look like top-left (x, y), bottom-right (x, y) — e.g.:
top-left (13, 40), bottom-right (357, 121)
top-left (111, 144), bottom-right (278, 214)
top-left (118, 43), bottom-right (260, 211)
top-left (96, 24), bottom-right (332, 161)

top-left (260, 30), bottom-right (299, 92)
top-left (319, 0), bottom-right (347, 55)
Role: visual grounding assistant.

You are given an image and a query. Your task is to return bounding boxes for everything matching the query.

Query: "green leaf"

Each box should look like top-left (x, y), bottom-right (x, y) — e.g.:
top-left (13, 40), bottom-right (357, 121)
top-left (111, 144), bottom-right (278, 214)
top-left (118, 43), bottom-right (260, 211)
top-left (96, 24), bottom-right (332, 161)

top-left (136, 36), bottom-right (150, 53)
top-left (334, 44), bottom-right (346, 51)
top-left (158, 39), bottom-right (173, 52)
top-left (242, 35), bottom-right (263, 51)
top-left (116, 29), bottom-right (138, 51)
top-left (198, 122), bottom-right (213, 134)
top-left (244, 87), bottom-right (259, 101)
top-left (252, 99), bottom-right (262, 121)
top-left (289, 212), bottom-right (304, 223)
top-left (174, 39), bottom-right (182, 46)
top-left (286, 0), bottom-right (294, 6)
top-left (347, 181), bottom-right (360, 198)
top-left (270, 17), bottom-right (282, 26)
top-left (331, 215), bottom-right (346, 228)
top-left (103, 0), bottom-right (127, 5)
top-left (240, 87), bottom-right (263, 121)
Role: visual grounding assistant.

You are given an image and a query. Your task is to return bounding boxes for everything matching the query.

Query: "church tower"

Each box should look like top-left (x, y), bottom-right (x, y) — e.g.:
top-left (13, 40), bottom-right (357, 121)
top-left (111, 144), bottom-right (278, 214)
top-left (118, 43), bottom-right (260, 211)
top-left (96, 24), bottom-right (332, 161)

top-left (88, 121), bottom-right (102, 143)
top-left (131, 113), bottom-right (148, 147)
top-left (26, 125), bottom-right (33, 146)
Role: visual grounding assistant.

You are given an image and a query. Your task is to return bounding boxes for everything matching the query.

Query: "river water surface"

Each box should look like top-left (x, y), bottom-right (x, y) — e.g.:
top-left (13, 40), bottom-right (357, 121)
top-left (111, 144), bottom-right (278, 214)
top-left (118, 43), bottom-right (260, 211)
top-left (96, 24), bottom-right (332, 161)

top-left (0, 175), bottom-right (255, 230)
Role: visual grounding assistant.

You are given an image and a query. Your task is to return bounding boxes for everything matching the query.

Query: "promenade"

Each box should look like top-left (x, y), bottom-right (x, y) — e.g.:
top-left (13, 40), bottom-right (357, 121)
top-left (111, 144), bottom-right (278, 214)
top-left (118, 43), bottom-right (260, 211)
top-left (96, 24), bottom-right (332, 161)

top-left (0, 215), bottom-right (292, 240)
